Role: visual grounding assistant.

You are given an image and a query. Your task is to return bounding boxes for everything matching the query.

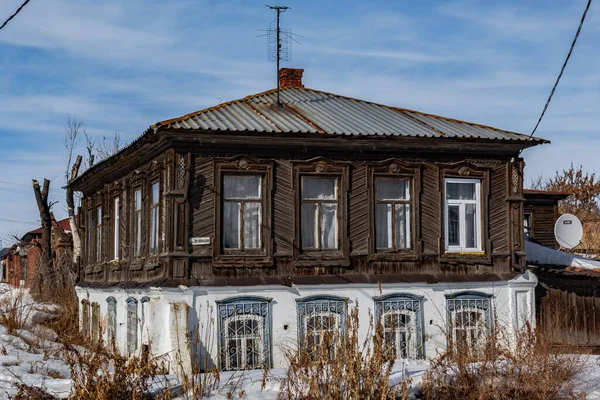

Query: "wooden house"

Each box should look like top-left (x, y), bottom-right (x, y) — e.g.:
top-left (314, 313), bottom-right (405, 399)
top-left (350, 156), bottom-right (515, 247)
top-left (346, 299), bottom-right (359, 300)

top-left (70, 68), bottom-right (548, 370)
top-left (524, 189), bottom-right (569, 249)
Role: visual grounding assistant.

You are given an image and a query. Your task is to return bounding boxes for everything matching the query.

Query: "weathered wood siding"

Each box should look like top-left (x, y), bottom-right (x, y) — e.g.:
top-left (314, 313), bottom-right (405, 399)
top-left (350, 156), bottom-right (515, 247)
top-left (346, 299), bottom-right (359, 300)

top-left (525, 203), bottom-right (558, 249)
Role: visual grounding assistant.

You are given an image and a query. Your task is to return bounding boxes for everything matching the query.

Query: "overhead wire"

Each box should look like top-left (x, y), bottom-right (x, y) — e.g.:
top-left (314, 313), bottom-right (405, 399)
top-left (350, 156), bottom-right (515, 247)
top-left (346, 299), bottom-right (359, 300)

top-left (0, 0), bottom-right (32, 32)
top-left (527, 0), bottom-right (593, 140)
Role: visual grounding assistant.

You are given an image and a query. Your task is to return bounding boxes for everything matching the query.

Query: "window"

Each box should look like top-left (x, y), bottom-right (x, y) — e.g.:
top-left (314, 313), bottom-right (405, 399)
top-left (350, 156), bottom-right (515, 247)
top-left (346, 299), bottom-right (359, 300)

top-left (106, 297), bottom-right (117, 349)
top-left (113, 197), bottom-right (120, 260)
top-left (126, 297), bottom-right (138, 356)
top-left (91, 302), bottom-right (100, 344)
top-left (222, 175), bottom-right (262, 251)
top-left (446, 292), bottom-right (492, 357)
top-left (374, 294), bottom-right (424, 359)
top-left (524, 213), bottom-right (533, 241)
top-left (301, 177), bottom-right (339, 250)
top-left (297, 295), bottom-right (346, 359)
top-left (87, 208), bottom-right (93, 264)
top-left (217, 296), bottom-right (271, 371)
top-left (81, 300), bottom-right (90, 339)
top-left (375, 178), bottom-right (411, 250)
top-left (444, 178), bottom-right (481, 252)
top-left (96, 206), bottom-right (103, 262)
top-left (134, 189), bottom-right (142, 257)
top-left (150, 182), bottom-right (160, 254)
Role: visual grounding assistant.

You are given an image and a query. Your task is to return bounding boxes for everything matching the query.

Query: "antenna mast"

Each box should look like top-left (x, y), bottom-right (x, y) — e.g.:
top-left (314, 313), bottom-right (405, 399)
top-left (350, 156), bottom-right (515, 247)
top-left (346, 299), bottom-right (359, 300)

top-left (266, 5), bottom-right (290, 104)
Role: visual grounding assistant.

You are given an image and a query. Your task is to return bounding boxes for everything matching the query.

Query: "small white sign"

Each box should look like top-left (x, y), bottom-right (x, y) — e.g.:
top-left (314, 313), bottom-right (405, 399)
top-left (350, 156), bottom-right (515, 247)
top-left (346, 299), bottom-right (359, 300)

top-left (190, 237), bottom-right (211, 246)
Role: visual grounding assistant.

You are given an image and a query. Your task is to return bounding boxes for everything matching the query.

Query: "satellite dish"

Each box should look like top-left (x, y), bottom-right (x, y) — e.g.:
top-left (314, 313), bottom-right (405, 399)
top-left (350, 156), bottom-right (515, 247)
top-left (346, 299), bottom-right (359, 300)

top-left (554, 213), bottom-right (583, 249)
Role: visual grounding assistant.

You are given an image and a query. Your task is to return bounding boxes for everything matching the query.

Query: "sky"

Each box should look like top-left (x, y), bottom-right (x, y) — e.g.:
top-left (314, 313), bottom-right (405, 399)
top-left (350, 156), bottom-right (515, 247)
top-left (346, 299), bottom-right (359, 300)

top-left (0, 0), bottom-right (598, 243)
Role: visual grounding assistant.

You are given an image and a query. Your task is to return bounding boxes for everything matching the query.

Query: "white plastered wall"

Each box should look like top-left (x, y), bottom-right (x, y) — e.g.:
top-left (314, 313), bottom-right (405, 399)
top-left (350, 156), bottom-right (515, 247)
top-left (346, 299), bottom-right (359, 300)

top-left (76, 271), bottom-right (537, 370)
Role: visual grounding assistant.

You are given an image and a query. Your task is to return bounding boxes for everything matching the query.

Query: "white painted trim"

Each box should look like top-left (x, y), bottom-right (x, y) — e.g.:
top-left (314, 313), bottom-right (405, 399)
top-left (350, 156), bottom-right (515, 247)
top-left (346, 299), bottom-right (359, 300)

top-left (444, 178), bottom-right (482, 252)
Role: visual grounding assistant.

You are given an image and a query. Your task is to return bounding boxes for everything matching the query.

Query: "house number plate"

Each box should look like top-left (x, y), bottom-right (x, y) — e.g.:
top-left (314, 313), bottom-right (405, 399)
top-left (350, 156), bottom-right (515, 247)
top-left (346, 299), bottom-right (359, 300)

top-left (190, 237), bottom-right (211, 246)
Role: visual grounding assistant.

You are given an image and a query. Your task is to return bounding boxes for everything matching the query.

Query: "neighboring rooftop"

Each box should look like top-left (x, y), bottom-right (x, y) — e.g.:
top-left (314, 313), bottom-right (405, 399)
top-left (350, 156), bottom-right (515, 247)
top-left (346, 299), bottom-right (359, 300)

top-left (0, 248), bottom-right (9, 259)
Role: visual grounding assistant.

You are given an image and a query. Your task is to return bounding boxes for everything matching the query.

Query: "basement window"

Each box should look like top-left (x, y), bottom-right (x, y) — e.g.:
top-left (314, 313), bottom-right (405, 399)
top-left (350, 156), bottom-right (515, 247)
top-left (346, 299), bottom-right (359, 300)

top-left (444, 178), bottom-right (482, 252)
top-left (296, 295), bottom-right (347, 359)
top-left (217, 296), bottom-right (272, 371)
top-left (301, 177), bottom-right (339, 250)
top-left (106, 297), bottom-right (117, 349)
top-left (126, 297), bottom-right (138, 356)
top-left (446, 292), bottom-right (492, 358)
top-left (374, 294), bottom-right (424, 359)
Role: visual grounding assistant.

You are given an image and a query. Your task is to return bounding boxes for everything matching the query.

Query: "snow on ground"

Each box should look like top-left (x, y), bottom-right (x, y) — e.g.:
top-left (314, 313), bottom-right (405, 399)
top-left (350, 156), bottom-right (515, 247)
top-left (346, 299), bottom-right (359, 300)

top-left (0, 283), bottom-right (598, 399)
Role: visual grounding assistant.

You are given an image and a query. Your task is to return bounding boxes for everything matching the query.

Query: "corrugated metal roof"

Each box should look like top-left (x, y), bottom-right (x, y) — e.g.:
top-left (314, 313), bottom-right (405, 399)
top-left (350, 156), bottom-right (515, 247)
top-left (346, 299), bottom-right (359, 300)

top-left (155, 87), bottom-right (547, 143)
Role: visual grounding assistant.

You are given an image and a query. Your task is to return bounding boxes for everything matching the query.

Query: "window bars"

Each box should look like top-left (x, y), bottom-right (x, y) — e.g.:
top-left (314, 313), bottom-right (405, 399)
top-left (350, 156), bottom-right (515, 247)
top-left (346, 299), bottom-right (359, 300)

top-left (374, 294), bottom-right (424, 359)
top-left (296, 295), bottom-right (347, 359)
top-left (217, 296), bottom-right (272, 371)
top-left (446, 291), bottom-right (493, 357)
top-left (126, 297), bottom-right (138, 356)
top-left (106, 297), bottom-right (117, 349)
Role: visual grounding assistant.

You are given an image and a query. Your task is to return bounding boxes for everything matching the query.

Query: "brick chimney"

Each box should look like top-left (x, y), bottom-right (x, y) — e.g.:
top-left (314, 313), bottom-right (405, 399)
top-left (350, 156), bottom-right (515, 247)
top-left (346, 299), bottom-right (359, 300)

top-left (278, 68), bottom-right (304, 89)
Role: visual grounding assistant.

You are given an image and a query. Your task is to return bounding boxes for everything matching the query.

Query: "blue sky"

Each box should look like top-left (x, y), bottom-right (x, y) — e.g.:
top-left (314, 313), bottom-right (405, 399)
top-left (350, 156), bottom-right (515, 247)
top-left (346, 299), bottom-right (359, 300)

top-left (0, 0), bottom-right (598, 242)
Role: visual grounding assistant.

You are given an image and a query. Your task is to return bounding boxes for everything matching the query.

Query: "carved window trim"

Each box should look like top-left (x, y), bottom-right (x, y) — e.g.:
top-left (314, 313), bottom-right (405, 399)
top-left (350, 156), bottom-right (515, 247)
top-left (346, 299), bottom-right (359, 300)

top-left (213, 157), bottom-right (273, 267)
top-left (438, 162), bottom-right (491, 264)
top-left (368, 160), bottom-right (422, 261)
top-left (292, 158), bottom-right (350, 266)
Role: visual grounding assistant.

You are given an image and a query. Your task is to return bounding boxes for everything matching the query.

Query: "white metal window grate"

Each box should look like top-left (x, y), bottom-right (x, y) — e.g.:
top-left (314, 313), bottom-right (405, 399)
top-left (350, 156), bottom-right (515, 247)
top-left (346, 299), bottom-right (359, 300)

top-left (374, 294), bottom-right (424, 359)
top-left (446, 292), bottom-right (493, 357)
top-left (106, 297), bottom-right (117, 349)
top-left (217, 297), bottom-right (271, 371)
top-left (126, 297), bottom-right (138, 356)
top-left (297, 296), bottom-right (347, 359)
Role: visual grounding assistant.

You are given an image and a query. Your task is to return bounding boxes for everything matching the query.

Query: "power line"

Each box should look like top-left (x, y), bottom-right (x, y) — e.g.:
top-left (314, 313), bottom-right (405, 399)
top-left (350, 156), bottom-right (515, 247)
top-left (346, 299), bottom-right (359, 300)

top-left (0, 179), bottom-right (66, 192)
top-left (528, 0), bottom-right (593, 140)
top-left (0, 0), bottom-right (32, 32)
top-left (0, 218), bottom-right (38, 225)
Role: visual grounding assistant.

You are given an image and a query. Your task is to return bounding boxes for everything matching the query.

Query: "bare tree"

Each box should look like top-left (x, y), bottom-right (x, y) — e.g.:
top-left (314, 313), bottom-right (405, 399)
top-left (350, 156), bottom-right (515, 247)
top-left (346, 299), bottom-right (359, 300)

top-left (97, 131), bottom-right (121, 161)
top-left (544, 163), bottom-right (600, 221)
top-left (31, 179), bottom-right (58, 299)
top-left (84, 129), bottom-right (95, 168)
top-left (64, 116), bottom-right (84, 264)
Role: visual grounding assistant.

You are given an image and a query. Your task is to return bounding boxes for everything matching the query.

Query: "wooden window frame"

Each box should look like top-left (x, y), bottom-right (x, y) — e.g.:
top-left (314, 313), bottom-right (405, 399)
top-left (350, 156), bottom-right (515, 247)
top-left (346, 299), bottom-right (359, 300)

top-left (293, 159), bottom-right (350, 266)
top-left (438, 162), bottom-right (491, 264)
top-left (368, 160), bottom-right (422, 261)
top-left (132, 186), bottom-right (143, 260)
top-left (112, 196), bottom-right (121, 261)
top-left (444, 177), bottom-right (482, 252)
top-left (86, 204), bottom-right (94, 266)
top-left (523, 212), bottom-right (533, 241)
top-left (213, 157), bottom-right (273, 267)
top-left (96, 205), bottom-right (103, 263)
top-left (149, 179), bottom-right (161, 256)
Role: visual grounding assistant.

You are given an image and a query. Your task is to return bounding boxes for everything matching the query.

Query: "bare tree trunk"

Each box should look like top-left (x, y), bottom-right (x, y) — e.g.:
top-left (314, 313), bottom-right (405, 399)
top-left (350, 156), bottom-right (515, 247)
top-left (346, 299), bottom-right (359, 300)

top-left (67, 155), bottom-right (82, 264)
top-left (32, 178), bottom-right (54, 298)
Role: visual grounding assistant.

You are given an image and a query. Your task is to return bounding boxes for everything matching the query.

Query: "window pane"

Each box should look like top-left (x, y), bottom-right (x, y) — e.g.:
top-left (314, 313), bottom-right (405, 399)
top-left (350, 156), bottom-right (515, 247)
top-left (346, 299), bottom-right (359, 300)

top-left (224, 175), bottom-right (261, 199)
top-left (152, 182), bottom-right (159, 204)
top-left (301, 203), bottom-right (316, 249)
top-left (151, 207), bottom-right (159, 253)
top-left (321, 203), bottom-right (338, 249)
top-left (448, 205), bottom-right (460, 246)
top-left (114, 198), bottom-right (120, 260)
top-left (395, 203), bottom-right (410, 249)
top-left (135, 189), bottom-right (142, 210)
top-left (243, 202), bottom-right (261, 249)
top-left (223, 201), bottom-right (240, 249)
top-left (376, 203), bottom-right (392, 249)
top-left (465, 203), bottom-right (477, 248)
top-left (447, 182), bottom-right (476, 200)
top-left (302, 177), bottom-right (337, 200)
top-left (376, 179), bottom-right (409, 201)
top-left (136, 213), bottom-right (142, 256)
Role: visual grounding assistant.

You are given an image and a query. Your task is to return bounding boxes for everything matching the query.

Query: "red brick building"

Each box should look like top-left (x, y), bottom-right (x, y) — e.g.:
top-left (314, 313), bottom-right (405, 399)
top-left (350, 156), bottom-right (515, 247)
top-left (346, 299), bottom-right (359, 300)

top-left (2, 218), bottom-right (72, 288)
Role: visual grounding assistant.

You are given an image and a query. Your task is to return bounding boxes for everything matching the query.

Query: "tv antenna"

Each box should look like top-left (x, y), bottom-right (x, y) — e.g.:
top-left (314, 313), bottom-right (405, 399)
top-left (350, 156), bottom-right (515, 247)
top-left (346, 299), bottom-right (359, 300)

top-left (261, 5), bottom-right (301, 104)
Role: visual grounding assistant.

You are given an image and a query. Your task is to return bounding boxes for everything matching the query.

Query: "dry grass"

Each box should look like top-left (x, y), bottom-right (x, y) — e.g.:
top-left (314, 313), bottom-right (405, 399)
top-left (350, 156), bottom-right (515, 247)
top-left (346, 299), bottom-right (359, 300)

top-left (0, 289), bottom-right (34, 336)
top-left (278, 301), bottom-right (410, 400)
top-left (420, 320), bottom-right (589, 400)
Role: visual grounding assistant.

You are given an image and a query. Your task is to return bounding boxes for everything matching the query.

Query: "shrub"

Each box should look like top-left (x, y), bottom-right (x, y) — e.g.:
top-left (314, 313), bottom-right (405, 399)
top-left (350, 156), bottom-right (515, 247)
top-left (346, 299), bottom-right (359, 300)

top-left (278, 301), bottom-right (409, 400)
top-left (420, 321), bottom-right (589, 400)
top-left (0, 289), bottom-right (34, 335)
